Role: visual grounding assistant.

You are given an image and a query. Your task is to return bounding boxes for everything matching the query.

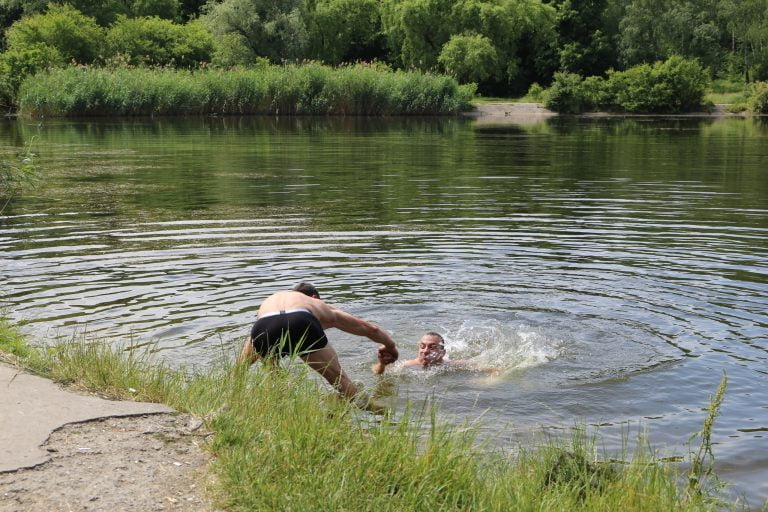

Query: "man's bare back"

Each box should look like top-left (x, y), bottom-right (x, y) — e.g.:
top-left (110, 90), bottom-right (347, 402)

top-left (240, 283), bottom-right (398, 400)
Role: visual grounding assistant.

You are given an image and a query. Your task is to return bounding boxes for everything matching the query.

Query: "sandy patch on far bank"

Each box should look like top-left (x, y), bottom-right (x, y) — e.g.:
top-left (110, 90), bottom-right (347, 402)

top-left (0, 414), bottom-right (215, 512)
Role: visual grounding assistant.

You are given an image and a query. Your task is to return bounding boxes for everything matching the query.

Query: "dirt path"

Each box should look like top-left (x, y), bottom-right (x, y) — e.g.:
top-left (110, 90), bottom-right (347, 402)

top-left (0, 414), bottom-right (215, 512)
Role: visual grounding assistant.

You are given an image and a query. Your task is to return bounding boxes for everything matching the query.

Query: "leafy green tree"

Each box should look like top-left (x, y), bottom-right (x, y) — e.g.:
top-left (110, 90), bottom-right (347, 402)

top-left (617, 0), bottom-right (666, 66)
top-left (380, 0), bottom-right (453, 70)
top-left (105, 16), bottom-right (214, 66)
top-left (0, 0), bottom-right (179, 25)
top-left (201, 0), bottom-right (308, 62)
top-left (719, 0), bottom-right (768, 81)
top-left (305, 0), bottom-right (385, 64)
top-left (211, 33), bottom-right (257, 67)
top-left (438, 33), bottom-right (498, 83)
top-left (381, 0), bottom-right (556, 92)
top-left (5, 4), bottom-right (104, 62)
top-left (0, 43), bottom-right (63, 110)
top-left (618, 0), bottom-right (725, 72)
top-left (554, 0), bottom-right (618, 76)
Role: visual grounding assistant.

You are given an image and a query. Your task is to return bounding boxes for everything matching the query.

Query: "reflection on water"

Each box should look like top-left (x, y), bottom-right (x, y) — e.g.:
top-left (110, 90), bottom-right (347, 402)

top-left (1, 116), bottom-right (767, 507)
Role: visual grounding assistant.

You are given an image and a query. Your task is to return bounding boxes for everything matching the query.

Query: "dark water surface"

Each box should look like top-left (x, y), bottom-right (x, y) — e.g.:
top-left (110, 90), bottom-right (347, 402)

top-left (2, 116), bottom-right (767, 506)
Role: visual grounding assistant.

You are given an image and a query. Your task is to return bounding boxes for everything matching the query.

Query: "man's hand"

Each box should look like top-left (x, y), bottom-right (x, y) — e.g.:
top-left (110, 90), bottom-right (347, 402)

top-left (372, 345), bottom-right (398, 375)
top-left (378, 344), bottom-right (398, 364)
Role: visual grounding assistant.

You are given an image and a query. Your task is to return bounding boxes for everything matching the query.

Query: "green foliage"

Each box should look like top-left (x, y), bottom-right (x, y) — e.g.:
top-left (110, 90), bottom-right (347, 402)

top-left (746, 81), bottom-right (768, 114)
top-left (105, 16), bottom-right (214, 67)
top-left (201, 0), bottom-right (309, 63)
top-left (17, 63), bottom-right (475, 116)
top-left (438, 32), bottom-right (498, 84)
top-left (526, 81), bottom-right (544, 101)
top-left (543, 71), bottom-right (589, 113)
top-left (0, 142), bottom-right (37, 213)
top-left (687, 372), bottom-right (727, 499)
top-left (718, 0), bottom-right (768, 82)
top-left (211, 33), bottom-right (257, 68)
top-left (306, 0), bottom-right (384, 65)
top-left (0, 0), bottom-right (179, 25)
top-left (0, 43), bottom-right (63, 109)
top-left (5, 4), bottom-right (103, 63)
top-left (609, 55), bottom-right (709, 113)
top-left (545, 56), bottom-right (709, 113)
top-left (618, 0), bottom-right (725, 72)
top-left (381, 0), bottom-right (557, 93)
top-left (555, 0), bottom-right (618, 76)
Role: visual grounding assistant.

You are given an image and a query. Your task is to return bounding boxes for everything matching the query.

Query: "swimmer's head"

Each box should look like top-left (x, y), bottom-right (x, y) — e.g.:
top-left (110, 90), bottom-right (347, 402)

top-left (418, 332), bottom-right (446, 367)
top-left (293, 282), bottom-right (320, 299)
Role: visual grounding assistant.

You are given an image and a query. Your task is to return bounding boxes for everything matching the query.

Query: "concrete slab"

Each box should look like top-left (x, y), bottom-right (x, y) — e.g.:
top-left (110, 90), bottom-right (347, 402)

top-left (0, 362), bottom-right (173, 472)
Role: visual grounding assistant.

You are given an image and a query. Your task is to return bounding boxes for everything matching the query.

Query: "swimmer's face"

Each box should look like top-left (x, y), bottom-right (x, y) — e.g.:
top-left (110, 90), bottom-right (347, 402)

top-left (418, 334), bottom-right (445, 366)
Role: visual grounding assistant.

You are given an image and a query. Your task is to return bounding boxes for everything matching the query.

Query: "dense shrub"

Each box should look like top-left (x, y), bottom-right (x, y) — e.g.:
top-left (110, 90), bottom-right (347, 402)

top-left (544, 56), bottom-right (709, 113)
top-left (5, 4), bottom-right (103, 63)
top-left (17, 63), bottom-right (476, 116)
top-left (526, 82), bottom-right (544, 101)
top-left (543, 71), bottom-right (589, 113)
top-left (105, 17), bottom-right (214, 67)
top-left (747, 81), bottom-right (768, 113)
top-left (0, 43), bottom-right (63, 110)
top-left (438, 33), bottom-right (499, 84)
top-left (608, 56), bottom-right (709, 113)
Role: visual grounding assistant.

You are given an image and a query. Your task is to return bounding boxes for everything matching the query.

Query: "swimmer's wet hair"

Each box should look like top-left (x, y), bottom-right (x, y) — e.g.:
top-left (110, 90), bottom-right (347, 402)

top-left (424, 331), bottom-right (445, 345)
top-left (293, 282), bottom-right (320, 298)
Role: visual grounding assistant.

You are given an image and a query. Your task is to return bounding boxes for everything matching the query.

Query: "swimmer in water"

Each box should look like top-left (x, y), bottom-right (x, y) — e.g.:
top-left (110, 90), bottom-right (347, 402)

top-left (373, 331), bottom-right (497, 375)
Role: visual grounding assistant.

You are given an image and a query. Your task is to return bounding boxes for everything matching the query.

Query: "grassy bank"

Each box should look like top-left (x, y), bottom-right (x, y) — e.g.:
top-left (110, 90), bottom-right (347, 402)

top-left (17, 64), bottom-right (476, 117)
top-left (0, 317), bottom-right (728, 511)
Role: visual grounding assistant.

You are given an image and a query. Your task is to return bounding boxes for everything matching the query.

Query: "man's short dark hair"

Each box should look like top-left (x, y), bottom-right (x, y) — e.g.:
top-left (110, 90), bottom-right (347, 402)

top-left (424, 331), bottom-right (444, 345)
top-left (293, 282), bottom-right (320, 298)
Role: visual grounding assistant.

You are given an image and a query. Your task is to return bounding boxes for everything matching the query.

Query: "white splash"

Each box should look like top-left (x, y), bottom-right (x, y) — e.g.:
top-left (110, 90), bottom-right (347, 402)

top-left (443, 319), bottom-right (563, 371)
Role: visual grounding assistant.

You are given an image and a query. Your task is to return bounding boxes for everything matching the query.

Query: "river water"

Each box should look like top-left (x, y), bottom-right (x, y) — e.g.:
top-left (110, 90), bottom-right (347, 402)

top-left (1, 116), bottom-right (766, 506)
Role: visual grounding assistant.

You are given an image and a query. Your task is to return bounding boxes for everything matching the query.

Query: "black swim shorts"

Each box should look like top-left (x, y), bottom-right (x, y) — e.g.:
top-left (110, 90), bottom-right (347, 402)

top-left (249, 308), bottom-right (328, 357)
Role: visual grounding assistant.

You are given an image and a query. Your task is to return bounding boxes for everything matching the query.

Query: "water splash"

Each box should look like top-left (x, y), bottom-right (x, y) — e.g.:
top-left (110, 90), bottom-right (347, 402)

top-left (443, 319), bottom-right (563, 371)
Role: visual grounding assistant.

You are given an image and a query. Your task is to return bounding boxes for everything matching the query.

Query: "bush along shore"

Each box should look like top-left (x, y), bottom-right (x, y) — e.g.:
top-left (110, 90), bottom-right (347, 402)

top-left (17, 63), bottom-right (476, 117)
top-left (0, 316), bottom-right (734, 511)
top-left (539, 56), bottom-right (711, 114)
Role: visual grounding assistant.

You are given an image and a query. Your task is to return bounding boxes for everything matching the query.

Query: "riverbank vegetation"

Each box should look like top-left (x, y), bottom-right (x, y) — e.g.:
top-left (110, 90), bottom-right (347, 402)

top-left (18, 64), bottom-right (475, 116)
top-left (0, 316), bottom-right (733, 511)
top-left (542, 56), bottom-right (711, 114)
top-left (0, 141), bottom-right (35, 213)
top-left (2, 0), bottom-right (768, 115)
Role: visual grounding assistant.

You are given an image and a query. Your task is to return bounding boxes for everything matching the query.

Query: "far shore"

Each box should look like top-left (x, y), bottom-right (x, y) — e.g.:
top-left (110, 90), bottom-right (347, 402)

top-left (465, 102), bottom-right (761, 123)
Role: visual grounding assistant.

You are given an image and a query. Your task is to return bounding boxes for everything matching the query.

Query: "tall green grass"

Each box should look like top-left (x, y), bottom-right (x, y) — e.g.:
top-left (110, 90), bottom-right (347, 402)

top-left (0, 317), bottom-right (730, 511)
top-left (17, 63), bottom-right (476, 117)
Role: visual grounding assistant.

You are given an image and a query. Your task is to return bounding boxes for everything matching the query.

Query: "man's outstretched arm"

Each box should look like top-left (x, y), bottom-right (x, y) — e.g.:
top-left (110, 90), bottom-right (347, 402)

top-left (329, 308), bottom-right (399, 361)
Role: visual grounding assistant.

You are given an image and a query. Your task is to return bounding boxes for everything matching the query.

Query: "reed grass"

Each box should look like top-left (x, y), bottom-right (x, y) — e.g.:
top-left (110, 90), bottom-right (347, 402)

top-left (0, 316), bottom-right (730, 511)
top-left (17, 63), bottom-right (476, 117)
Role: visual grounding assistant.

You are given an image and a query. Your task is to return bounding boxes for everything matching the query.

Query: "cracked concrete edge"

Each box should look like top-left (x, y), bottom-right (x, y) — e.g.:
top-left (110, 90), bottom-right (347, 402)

top-left (0, 362), bottom-right (176, 473)
top-left (0, 411), bottom-right (181, 474)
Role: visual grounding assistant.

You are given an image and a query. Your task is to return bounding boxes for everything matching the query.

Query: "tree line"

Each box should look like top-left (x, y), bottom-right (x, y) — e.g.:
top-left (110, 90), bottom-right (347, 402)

top-left (1, 0), bottom-right (767, 109)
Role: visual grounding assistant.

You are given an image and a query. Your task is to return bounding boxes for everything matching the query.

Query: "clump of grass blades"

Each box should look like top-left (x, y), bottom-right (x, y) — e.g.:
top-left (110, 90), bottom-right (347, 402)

top-left (0, 318), bottom-right (730, 511)
top-left (17, 63), bottom-right (475, 117)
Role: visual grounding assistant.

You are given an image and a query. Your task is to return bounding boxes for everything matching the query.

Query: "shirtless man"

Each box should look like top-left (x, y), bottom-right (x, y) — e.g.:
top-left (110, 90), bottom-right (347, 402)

top-left (238, 282), bottom-right (399, 400)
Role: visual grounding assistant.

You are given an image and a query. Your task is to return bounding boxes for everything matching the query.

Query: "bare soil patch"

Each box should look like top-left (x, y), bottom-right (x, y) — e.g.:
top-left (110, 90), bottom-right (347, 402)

top-left (0, 414), bottom-right (215, 512)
